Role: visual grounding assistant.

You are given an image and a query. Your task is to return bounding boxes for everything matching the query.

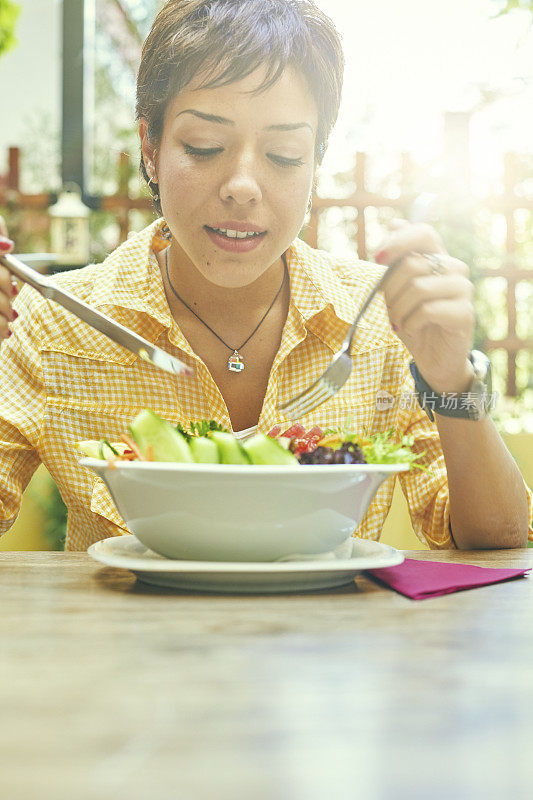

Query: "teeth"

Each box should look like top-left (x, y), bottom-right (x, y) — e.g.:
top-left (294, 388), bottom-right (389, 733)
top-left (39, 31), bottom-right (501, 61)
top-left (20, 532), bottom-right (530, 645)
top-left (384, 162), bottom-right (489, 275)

top-left (212, 227), bottom-right (262, 239)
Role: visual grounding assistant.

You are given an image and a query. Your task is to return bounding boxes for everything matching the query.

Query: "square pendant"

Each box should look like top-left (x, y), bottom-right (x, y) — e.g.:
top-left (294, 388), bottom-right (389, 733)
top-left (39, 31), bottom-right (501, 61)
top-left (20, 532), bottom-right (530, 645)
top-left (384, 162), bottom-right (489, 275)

top-left (228, 353), bottom-right (245, 372)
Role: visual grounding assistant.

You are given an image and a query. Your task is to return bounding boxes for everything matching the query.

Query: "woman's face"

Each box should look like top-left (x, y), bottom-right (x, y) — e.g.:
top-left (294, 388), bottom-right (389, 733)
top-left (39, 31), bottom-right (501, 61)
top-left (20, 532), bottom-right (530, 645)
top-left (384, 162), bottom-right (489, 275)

top-left (140, 65), bottom-right (318, 288)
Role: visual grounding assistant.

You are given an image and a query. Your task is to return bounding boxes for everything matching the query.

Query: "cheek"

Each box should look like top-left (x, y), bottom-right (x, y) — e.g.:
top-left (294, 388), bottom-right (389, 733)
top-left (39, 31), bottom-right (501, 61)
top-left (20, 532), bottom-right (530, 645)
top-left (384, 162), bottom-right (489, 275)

top-left (277, 172), bottom-right (313, 210)
top-left (159, 163), bottom-right (212, 207)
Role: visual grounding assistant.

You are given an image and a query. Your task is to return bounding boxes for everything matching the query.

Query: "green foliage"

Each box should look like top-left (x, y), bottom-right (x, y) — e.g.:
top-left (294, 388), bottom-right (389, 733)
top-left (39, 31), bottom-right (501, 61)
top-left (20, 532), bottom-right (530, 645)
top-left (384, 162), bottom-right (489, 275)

top-left (14, 109), bottom-right (60, 193)
top-left (492, 390), bottom-right (533, 433)
top-left (41, 482), bottom-right (67, 551)
top-left (0, 0), bottom-right (19, 61)
top-left (492, 0), bottom-right (533, 16)
top-left (334, 147), bottom-right (533, 398)
top-left (28, 476), bottom-right (67, 551)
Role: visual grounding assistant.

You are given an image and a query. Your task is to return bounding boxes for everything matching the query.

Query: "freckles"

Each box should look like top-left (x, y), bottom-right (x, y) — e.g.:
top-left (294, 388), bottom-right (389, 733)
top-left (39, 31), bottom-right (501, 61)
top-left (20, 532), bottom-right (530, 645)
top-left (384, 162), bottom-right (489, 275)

top-left (167, 169), bottom-right (196, 190)
top-left (161, 157), bottom-right (201, 188)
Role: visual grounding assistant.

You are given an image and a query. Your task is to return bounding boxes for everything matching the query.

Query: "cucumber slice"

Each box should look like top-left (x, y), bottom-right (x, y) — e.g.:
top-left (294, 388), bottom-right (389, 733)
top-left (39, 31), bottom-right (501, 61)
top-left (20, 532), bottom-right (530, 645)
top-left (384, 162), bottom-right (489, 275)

top-left (76, 440), bottom-right (126, 459)
top-left (99, 439), bottom-right (120, 459)
top-left (128, 410), bottom-right (194, 463)
top-left (210, 431), bottom-right (251, 464)
top-left (242, 433), bottom-right (299, 465)
top-left (189, 436), bottom-right (220, 464)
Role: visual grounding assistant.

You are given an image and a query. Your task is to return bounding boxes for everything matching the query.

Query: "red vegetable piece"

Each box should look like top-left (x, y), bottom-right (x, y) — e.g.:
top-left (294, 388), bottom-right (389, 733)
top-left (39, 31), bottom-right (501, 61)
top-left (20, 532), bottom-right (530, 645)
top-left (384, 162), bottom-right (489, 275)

top-left (305, 435), bottom-right (322, 452)
top-left (282, 423), bottom-right (306, 439)
top-left (302, 425), bottom-right (323, 441)
top-left (267, 425), bottom-right (282, 438)
top-left (291, 438), bottom-right (311, 455)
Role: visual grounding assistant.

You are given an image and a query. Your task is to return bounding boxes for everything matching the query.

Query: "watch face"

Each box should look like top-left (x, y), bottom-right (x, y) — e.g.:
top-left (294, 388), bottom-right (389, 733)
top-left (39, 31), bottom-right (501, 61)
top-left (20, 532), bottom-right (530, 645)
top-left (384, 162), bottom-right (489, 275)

top-left (466, 351), bottom-right (492, 420)
top-left (471, 350), bottom-right (491, 382)
top-left (467, 378), bottom-right (487, 420)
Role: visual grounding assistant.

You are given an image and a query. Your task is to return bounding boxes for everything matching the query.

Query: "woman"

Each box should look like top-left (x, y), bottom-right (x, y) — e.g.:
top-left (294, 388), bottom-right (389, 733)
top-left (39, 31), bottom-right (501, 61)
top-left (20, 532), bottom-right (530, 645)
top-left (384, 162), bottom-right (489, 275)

top-left (0, 0), bottom-right (530, 551)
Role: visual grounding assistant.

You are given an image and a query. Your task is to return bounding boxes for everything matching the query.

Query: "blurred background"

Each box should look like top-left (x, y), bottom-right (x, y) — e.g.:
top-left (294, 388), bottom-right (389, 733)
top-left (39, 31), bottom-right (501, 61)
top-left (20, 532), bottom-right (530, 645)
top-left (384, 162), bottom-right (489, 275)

top-left (0, 0), bottom-right (531, 550)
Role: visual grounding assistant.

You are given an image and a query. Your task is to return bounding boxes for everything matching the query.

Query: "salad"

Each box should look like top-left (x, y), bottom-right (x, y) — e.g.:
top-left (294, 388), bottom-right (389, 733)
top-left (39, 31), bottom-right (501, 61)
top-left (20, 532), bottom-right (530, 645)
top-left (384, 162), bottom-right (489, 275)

top-left (76, 410), bottom-right (426, 469)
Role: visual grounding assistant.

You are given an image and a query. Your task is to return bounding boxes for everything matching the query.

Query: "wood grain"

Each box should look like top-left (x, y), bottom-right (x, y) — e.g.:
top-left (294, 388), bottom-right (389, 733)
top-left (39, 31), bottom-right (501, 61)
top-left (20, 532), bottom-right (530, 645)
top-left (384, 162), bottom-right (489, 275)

top-left (1, 549), bottom-right (532, 800)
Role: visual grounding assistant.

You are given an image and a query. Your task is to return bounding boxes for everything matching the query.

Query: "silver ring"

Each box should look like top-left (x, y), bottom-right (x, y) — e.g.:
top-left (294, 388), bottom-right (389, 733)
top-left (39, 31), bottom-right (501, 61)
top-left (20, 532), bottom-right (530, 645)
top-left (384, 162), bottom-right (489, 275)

top-left (422, 252), bottom-right (447, 275)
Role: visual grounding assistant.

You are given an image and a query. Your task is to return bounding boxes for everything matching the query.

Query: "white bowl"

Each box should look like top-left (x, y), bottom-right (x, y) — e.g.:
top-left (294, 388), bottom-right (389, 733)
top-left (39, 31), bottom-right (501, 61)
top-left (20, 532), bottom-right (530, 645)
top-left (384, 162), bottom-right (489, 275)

top-left (80, 459), bottom-right (408, 562)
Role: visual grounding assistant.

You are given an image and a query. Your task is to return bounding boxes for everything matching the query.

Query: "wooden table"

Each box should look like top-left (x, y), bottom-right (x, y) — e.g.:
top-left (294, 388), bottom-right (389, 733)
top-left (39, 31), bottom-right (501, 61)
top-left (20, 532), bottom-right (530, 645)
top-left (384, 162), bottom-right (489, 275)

top-left (1, 549), bottom-right (532, 800)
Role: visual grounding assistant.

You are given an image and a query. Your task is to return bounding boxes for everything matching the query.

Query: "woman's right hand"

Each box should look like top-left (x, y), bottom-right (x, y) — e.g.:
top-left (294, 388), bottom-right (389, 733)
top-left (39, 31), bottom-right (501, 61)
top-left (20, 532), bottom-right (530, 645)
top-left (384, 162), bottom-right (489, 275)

top-left (0, 214), bottom-right (17, 341)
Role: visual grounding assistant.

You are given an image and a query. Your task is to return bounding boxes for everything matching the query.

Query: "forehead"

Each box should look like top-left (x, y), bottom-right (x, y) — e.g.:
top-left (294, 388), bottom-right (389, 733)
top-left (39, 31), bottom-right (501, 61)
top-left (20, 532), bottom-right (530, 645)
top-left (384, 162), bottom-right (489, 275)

top-left (164, 65), bottom-right (318, 133)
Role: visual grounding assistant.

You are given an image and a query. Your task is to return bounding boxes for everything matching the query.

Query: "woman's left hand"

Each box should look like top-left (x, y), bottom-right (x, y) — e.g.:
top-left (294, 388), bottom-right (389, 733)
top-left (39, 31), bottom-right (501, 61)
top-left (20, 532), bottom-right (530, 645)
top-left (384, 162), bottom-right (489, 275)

top-left (375, 221), bottom-right (475, 395)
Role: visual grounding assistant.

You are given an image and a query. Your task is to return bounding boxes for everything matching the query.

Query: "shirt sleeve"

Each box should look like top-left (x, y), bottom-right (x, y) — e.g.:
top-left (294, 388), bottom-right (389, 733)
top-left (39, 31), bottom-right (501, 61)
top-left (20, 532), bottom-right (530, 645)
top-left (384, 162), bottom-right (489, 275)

top-left (0, 285), bottom-right (46, 534)
top-left (392, 348), bottom-right (533, 548)
top-left (393, 359), bottom-right (455, 549)
top-left (526, 486), bottom-right (533, 542)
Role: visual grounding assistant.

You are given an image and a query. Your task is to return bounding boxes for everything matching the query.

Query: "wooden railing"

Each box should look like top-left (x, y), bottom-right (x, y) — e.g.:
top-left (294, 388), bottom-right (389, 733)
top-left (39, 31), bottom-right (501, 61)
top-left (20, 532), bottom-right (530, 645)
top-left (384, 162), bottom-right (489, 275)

top-left (305, 150), bottom-right (533, 397)
top-left (1, 145), bottom-right (532, 395)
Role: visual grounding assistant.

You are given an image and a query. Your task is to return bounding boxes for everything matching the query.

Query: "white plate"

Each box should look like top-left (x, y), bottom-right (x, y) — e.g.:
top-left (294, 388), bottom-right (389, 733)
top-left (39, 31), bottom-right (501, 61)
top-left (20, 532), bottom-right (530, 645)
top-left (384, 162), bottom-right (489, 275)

top-left (88, 535), bottom-right (404, 593)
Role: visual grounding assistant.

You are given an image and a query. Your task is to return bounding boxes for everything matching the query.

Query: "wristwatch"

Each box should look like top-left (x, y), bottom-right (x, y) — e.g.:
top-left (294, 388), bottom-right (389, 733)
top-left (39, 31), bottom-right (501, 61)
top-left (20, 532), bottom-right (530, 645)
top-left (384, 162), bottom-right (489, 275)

top-left (409, 350), bottom-right (492, 422)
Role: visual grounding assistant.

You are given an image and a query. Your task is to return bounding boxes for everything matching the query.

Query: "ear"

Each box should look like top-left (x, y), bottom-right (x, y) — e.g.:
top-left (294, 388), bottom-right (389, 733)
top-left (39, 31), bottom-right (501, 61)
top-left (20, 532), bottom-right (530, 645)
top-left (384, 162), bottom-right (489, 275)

top-left (139, 118), bottom-right (156, 175)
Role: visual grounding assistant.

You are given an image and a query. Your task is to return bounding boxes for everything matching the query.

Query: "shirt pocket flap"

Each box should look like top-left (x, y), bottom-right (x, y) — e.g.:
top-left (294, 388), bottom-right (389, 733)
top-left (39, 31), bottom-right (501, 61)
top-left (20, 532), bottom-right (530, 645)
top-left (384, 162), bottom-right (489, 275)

top-left (90, 476), bottom-right (129, 532)
top-left (45, 338), bottom-right (138, 366)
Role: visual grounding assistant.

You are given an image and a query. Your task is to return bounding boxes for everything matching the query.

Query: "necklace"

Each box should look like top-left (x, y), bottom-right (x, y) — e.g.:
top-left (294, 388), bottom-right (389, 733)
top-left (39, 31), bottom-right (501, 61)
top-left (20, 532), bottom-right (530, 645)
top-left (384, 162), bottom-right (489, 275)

top-left (164, 248), bottom-right (288, 373)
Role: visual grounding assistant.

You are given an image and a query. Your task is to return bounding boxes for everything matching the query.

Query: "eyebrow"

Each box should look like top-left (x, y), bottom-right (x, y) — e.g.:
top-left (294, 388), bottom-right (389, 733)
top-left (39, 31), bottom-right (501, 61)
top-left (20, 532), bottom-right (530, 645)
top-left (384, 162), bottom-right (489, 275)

top-left (176, 109), bottom-right (313, 133)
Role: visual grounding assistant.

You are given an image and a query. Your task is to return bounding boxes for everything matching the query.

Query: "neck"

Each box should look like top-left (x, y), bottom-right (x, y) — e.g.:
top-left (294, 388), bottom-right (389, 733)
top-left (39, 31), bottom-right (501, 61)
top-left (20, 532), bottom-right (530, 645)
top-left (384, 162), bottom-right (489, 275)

top-left (159, 243), bottom-right (288, 323)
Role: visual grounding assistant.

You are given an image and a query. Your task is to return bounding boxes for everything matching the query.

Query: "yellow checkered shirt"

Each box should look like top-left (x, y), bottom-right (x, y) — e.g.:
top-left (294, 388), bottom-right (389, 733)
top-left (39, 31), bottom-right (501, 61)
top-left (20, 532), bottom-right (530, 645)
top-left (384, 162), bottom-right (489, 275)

top-left (1, 218), bottom-right (531, 550)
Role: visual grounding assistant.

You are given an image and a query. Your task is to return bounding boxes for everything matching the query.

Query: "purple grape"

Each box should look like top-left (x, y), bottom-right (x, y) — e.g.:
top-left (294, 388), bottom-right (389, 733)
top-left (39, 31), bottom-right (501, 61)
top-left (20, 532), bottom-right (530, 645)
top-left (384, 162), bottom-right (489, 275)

top-left (299, 441), bottom-right (366, 465)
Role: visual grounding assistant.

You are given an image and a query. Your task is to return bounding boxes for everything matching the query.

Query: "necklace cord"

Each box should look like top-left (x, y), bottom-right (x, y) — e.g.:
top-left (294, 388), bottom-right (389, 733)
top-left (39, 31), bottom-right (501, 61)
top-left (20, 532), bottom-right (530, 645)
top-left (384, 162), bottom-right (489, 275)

top-left (164, 248), bottom-right (288, 353)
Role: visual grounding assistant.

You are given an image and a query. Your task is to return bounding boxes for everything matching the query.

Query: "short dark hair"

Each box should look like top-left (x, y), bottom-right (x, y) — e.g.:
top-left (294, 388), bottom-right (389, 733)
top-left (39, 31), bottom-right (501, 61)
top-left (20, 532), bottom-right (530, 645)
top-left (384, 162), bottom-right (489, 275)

top-left (136, 0), bottom-right (344, 214)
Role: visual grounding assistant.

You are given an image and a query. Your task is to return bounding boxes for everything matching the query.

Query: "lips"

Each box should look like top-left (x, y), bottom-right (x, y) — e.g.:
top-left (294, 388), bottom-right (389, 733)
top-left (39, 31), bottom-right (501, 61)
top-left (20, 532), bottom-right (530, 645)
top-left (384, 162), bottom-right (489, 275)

top-left (204, 225), bottom-right (267, 253)
top-left (208, 221), bottom-right (267, 234)
top-left (207, 227), bottom-right (264, 240)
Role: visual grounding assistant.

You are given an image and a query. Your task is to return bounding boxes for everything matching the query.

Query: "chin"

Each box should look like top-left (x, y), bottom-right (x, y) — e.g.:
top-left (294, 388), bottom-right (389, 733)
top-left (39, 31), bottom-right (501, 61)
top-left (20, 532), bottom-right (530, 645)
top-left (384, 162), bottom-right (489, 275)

top-left (198, 257), bottom-right (272, 288)
top-left (201, 269), bottom-right (266, 289)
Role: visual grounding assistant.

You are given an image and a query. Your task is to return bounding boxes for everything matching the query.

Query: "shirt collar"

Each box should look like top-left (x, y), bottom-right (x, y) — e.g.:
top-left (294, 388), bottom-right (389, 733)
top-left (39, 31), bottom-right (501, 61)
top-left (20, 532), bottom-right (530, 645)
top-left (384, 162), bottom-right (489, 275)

top-left (284, 236), bottom-right (394, 353)
top-left (88, 219), bottom-right (394, 354)
top-left (87, 218), bottom-right (173, 342)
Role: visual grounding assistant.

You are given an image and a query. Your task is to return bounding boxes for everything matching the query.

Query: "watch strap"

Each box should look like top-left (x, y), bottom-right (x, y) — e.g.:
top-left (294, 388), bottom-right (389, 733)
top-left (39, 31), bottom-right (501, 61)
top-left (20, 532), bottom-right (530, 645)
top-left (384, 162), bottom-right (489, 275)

top-left (409, 352), bottom-right (491, 421)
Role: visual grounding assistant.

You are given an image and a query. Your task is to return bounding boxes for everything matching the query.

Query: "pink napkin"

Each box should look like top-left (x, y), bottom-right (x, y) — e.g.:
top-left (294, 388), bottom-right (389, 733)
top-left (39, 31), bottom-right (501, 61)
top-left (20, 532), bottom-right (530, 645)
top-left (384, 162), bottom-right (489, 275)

top-left (367, 558), bottom-right (530, 600)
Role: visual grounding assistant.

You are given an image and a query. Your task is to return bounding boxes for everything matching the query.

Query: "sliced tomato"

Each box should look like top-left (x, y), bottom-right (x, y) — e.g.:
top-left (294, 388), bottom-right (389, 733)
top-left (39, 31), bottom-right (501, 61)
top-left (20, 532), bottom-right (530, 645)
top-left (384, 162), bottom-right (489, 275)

top-left (305, 435), bottom-right (321, 451)
top-left (270, 424), bottom-right (325, 455)
top-left (292, 438), bottom-right (308, 454)
top-left (289, 426), bottom-right (323, 454)
top-left (281, 423), bottom-right (306, 439)
top-left (267, 425), bottom-right (282, 438)
top-left (302, 425), bottom-right (323, 441)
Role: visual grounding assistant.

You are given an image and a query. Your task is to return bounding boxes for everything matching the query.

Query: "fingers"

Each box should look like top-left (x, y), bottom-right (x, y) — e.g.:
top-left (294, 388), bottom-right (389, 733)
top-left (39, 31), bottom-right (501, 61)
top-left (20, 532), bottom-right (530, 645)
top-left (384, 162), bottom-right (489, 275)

top-left (0, 260), bottom-right (18, 342)
top-left (398, 297), bottom-right (475, 343)
top-left (0, 219), bottom-right (18, 342)
top-left (388, 219), bottom-right (410, 232)
top-left (384, 252), bottom-right (471, 309)
top-left (0, 215), bottom-right (9, 239)
top-left (375, 222), bottom-right (446, 266)
top-left (387, 275), bottom-right (474, 334)
top-left (0, 236), bottom-right (14, 254)
top-left (382, 252), bottom-right (474, 350)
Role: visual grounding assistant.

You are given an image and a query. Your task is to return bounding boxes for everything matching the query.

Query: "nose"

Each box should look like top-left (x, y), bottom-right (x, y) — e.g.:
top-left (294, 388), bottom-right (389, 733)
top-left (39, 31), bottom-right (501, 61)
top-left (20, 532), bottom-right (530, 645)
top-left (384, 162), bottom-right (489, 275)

top-left (219, 148), bottom-right (263, 206)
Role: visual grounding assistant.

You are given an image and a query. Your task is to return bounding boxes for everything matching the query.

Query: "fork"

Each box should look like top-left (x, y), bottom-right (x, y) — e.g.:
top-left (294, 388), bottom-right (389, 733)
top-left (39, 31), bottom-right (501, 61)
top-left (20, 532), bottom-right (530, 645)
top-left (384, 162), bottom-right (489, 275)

top-left (277, 258), bottom-right (404, 420)
top-left (278, 190), bottom-right (440, 420)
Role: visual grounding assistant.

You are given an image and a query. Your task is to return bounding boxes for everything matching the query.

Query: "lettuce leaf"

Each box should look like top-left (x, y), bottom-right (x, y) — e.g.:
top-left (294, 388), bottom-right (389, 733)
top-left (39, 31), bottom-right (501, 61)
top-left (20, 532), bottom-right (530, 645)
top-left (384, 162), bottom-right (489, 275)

top-left (175, 419), bottom-right (228, 442)
top-left (322, 425), bottom-right (429, 470)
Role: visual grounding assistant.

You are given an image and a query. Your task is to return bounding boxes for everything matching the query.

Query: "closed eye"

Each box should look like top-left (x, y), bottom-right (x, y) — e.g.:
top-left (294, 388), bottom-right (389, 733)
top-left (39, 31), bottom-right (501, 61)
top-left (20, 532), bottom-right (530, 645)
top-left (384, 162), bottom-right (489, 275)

top-left (183, 144), bottom-right (223, 159)
top-left (183, 143), bottom-right (304, 168)
top-left (268, 154), bottom-right (304, 168)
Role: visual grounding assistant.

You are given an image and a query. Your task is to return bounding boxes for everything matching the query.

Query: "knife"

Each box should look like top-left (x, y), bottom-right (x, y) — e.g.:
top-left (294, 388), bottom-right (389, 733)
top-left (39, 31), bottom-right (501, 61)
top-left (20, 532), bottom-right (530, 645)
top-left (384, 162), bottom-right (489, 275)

top-left (0, 252), bottom-right (194, 379)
